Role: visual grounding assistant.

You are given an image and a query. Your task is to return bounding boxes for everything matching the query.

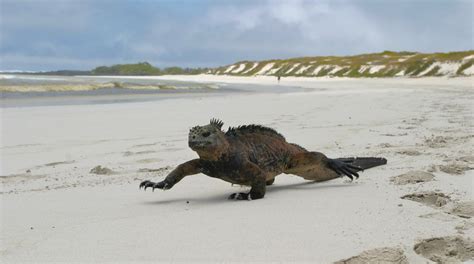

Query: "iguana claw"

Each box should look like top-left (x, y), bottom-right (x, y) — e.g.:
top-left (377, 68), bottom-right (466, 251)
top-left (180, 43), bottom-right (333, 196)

top-left (327, 159), bottom-right (362, 180)
top-left (139, 180), bottom-right (169, 191)
top-left (228, 192), bottom-right (252, 201)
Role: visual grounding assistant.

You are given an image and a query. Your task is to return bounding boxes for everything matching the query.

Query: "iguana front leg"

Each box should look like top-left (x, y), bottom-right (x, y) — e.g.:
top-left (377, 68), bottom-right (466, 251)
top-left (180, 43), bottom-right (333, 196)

top-left (139, 159), bottom-right (202, 191)
top-left (228, 162), bottom-right (267, 201)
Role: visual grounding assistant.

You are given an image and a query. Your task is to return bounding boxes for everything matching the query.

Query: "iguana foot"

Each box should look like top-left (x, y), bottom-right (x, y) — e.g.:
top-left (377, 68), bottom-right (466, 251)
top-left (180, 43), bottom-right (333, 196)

top-left (266, 178), bottom-right (275, 186)
top-left (327, 159), bottom-right (362, 180)
top-left (228, 192), bottom-right (252, 201)
top-left (139, 180), bottom-right (171, 191)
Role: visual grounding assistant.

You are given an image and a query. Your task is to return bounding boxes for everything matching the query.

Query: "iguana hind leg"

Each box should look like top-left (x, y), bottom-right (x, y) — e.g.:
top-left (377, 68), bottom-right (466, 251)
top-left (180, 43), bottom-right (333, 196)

top-left (266, 178), bottom-right (275, 186)
top-left (228, 162), bottom-right (267, 200)
top-left (285, 152), bottom-right (361, 182)
top-left (228, 178), bottom-right (266, 200)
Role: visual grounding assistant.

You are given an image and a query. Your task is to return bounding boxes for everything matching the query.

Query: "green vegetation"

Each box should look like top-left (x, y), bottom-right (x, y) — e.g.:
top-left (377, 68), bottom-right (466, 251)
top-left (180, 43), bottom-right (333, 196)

top-left (19, 50), bottom-right (474, 78)
top-left (92, 62), bottom-right (160, 75)
top-left (457, 60), bottom-right (474, 75)
top-left (28, 62), bottom-right (209, 76)
top-left (212, 50), bottom-right (474, 77)
top-left (90, 62), bottom-right (209, 76)
top-left (32, 70), bottom-right (92, 76)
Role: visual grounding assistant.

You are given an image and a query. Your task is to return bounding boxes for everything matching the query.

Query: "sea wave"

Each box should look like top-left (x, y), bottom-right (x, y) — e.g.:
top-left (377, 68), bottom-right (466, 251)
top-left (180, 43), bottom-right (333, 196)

top-left (0, 74), bottom-right (66, 81)
top-left (0, 81), bottom-right (219, 92)
top-left (0, 74), bottom-right (16, 80)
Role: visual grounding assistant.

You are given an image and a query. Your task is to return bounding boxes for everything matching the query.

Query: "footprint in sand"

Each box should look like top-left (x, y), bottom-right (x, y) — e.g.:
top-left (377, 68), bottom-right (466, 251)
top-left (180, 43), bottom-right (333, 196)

top-left (397, 125), bottom-right (417, 130)
top-left (89, 165), bottom-right (114, 175)
top-left (45, 160), bottom-right (75, 166)
top-left (422, 135), bottom-right (452, 148)
top-left (455, 221), bottom-right (474, 234)
top-left (456, 155), bottom-right (474, 163)
top-left (381, 132), bottom-right (408, 137)
top-left (418, 212), bottom-right (459, 222)
top-left (1, 143), bottom-right (42, 149)
top-left (162, 147), bottom-right (184, 152)
top-left (334, 247), bottom-right (408, 264)
top-left (448, 119), bottom-right (463, 124)
top-left (136, 158), bottom-right (162, 164)
top-left (0, 173), bottom-right (47, 183)
top-left (378, 143), bottom-right (394, 148)
top-left (123, 150), bottom-right (157, 157)
top-left (448, 201), bottom-right (474, 219)
top-left (433, 155), bottom-right (474, 175)
top-left (131, 142), bottom-right (159, 148)
top-left (414, 236), bottom-right (474, 263)
top-left (422, 135), bottom-right (473, 149)
top-left (137, 166), bottom-right (171, 173)
top-left (32, 160), bottom-right (75, 169)
top-left (390, 171), bottom-right (434, 185)
top-left (396, 149), bottom-right (423, 156)
top-left (439, 163), bottom-right (473, 175)
top-left (401, 192), bottom-right (451, 208)
top-left (428, 163), bottom-right (473, 175)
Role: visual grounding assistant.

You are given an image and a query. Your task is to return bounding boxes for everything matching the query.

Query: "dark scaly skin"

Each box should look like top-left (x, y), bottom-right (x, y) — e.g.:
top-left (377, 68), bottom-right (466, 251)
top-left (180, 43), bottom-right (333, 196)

top-left (140, 119), bottom-right (364, 200)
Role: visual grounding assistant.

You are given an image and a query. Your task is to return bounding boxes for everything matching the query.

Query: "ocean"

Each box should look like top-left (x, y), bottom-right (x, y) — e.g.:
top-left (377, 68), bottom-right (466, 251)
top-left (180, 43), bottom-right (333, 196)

top-left (0, 74), bottom-right (307, 107)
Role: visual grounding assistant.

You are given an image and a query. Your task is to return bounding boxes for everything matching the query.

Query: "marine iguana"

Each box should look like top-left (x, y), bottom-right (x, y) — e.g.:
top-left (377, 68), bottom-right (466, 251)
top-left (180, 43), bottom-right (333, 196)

top-left (140, 119), bottom-right (387, 200)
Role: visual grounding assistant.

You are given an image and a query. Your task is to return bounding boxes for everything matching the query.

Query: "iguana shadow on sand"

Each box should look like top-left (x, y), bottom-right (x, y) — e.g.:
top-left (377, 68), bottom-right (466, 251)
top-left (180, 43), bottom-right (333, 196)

top-left (140, 119), bottom-right (387, 200)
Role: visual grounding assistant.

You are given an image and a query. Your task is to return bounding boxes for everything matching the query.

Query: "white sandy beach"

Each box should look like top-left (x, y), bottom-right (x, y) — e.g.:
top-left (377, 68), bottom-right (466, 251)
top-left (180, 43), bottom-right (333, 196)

top-left (1, 76), bottom-right (473, 263)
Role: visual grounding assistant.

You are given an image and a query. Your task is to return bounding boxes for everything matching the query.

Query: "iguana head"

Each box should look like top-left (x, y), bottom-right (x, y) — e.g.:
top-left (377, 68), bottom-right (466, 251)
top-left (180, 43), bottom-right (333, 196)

top-left (188, 118), bottom-right (229, 160)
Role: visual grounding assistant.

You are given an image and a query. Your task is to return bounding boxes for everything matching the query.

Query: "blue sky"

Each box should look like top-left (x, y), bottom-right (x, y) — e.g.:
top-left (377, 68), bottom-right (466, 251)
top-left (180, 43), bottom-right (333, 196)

top-left (1, 0), bottom-right (472, 71)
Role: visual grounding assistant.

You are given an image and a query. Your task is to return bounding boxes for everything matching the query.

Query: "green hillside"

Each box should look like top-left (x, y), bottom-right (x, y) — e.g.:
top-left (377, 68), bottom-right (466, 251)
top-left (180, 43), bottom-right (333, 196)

top-left (91, 62), bottom-right (208, 76)
top-left (211, 50), bottom-right (474, 77)
top-left (30, 50), bottom-right (474, 78)
top-left (92, 62), bottom-right (160, 75)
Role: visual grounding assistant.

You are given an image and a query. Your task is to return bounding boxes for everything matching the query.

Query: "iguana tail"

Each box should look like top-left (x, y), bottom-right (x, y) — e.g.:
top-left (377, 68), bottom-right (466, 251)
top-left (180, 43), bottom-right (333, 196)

top-left (335, 157), bottom-right (387, 170)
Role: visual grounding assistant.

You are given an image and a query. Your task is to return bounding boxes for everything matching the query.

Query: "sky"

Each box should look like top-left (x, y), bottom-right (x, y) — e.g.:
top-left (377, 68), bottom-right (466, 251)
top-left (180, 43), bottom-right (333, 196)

top-left (1, 0), bottom-right (472, 71)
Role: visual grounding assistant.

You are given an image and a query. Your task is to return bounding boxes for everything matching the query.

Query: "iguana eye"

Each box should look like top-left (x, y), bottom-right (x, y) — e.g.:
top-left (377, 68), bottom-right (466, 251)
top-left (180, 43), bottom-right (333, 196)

top-left (202, 132), bottom-right (211, 137)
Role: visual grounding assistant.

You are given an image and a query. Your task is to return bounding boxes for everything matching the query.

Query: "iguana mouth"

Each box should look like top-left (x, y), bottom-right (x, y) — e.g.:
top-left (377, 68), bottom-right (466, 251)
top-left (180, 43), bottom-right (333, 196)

top-left (189, 141), bottom-right (211, 149)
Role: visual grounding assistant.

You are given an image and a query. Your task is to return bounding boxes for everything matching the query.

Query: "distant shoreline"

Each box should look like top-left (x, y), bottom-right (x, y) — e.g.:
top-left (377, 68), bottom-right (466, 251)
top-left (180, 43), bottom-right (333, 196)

top-left (97, 74), bottom-right (474, 89)
top-left (2, 50), bottom-right (473, 78)
top-left (1, 73), bottom-right (472, 92)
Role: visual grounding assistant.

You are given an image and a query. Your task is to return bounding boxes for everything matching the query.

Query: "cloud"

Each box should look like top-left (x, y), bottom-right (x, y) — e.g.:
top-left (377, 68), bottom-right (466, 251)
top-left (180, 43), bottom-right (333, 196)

top-left (0, 53), bottom-right (109, 71)
top-left (200, 0), bottom-right (384, 57)
top-left (0, 0), bottom-right (472, 71)
top-left (268, 0), bottom-right (330, 25)
top-left (208, 5), bottom-right (263, 31)
top-left (1, 0), bottom-right (93, 34)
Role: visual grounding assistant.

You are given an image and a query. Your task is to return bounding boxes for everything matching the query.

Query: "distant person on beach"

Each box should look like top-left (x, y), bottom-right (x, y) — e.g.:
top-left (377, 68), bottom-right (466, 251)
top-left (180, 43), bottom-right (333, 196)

top-left (277, 75), bottom-right (281, 82)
